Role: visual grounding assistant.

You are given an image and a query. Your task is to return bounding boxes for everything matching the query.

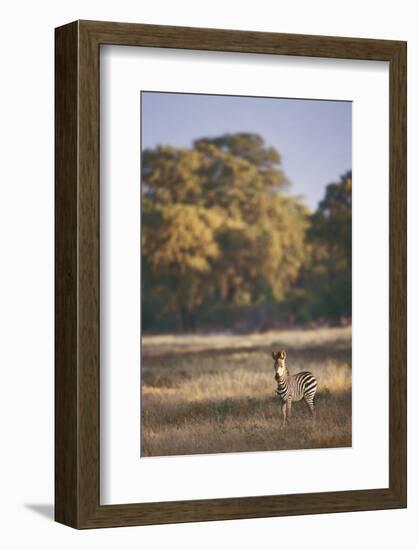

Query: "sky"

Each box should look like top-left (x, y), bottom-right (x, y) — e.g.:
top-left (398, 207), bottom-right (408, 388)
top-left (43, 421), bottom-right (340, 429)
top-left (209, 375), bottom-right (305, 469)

top-left (141, 92), bottom-right (352, 210)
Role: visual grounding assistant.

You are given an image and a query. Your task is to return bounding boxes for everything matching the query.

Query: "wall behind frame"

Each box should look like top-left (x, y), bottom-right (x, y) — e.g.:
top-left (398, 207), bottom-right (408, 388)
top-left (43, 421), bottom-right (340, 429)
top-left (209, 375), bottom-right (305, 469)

top-left (0, 0), bottom-right (413, 547)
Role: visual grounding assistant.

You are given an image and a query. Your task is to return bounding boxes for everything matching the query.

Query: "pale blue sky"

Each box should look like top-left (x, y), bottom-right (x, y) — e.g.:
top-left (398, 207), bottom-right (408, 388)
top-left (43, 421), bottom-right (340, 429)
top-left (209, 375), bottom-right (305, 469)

top-left (141, 92), bottom-right (352, 210)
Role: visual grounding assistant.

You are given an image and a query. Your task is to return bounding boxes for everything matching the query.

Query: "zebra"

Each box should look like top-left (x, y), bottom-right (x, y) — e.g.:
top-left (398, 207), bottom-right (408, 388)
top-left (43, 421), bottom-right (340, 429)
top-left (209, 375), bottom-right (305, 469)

top-left (271, 350), bottom-right (318, 425)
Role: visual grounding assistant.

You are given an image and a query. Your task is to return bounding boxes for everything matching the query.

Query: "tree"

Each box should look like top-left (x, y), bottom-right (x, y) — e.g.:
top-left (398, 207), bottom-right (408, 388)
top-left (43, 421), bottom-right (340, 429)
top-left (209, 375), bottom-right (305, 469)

top-left (142, 204), bottom-right (223, 330)
top-left (291, 171), bottom-right (352, 323)
top-left (142, 133), bottom-right (309, 331)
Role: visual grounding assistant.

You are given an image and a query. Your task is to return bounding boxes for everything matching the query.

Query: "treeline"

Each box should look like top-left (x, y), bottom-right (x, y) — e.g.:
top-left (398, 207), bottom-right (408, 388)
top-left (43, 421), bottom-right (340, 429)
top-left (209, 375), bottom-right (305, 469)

top-left (142, 133), bottom-right (351, 332)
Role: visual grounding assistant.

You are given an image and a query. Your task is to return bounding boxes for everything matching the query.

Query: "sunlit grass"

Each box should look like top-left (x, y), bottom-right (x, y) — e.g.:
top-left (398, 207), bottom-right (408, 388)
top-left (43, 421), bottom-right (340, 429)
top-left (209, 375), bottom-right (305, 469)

top-left (141, 326), bottom-right (352, 457)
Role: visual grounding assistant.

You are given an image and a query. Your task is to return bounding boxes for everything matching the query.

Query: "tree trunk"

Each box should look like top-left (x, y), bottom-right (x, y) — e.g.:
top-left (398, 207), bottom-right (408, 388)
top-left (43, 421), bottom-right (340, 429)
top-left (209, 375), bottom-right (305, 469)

top-left (179, 304), bottom-right (196, 332)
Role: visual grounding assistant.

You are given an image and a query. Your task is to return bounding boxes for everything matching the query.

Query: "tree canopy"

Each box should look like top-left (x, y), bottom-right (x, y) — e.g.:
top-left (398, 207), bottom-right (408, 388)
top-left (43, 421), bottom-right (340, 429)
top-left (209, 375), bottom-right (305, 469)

top-left (142, 133), bottom-right (351, 332)
top-left (287, 171), bottom-right (352, 323)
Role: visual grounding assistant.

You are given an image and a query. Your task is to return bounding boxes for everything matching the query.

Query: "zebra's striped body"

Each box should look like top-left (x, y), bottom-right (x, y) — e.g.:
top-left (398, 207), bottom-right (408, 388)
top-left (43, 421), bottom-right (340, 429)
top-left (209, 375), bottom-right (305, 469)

top-left (272, 350), bottom-right (318, 425)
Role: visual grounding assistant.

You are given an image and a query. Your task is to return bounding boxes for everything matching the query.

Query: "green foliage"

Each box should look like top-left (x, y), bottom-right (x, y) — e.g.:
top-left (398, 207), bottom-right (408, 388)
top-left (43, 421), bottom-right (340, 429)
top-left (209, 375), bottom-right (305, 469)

top-left (142, 133), bottom-right (351, 331)
top-left (290, 171), bottom-right (352, 323)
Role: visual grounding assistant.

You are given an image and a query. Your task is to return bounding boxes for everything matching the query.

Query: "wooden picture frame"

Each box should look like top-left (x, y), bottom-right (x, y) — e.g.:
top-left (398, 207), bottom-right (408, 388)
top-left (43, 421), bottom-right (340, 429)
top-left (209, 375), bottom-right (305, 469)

top-left (55, 20), bottom-right (407, 529)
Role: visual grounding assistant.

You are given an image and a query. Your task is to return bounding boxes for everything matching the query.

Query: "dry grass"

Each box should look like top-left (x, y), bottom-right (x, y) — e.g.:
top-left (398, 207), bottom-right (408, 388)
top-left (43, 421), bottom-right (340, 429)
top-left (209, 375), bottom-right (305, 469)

top-left (141, 326), bottom-right (352, 457)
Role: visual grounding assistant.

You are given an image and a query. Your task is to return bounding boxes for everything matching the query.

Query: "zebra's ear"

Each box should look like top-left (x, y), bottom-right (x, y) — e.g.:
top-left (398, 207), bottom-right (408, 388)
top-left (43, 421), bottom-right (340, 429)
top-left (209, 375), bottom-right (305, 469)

top-left (272, 351), bottom-right (277, 360)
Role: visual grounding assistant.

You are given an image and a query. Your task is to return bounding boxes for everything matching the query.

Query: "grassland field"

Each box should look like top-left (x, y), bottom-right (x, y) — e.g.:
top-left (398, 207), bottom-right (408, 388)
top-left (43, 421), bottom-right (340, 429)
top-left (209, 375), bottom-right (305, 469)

top-left (141, 326), bottom-right (352, 457)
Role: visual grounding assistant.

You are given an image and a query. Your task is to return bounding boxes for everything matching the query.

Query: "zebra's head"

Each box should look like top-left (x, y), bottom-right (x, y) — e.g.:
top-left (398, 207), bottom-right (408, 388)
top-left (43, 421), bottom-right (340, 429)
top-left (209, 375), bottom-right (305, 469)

top-left (272, 350), bottom-right (288, 379)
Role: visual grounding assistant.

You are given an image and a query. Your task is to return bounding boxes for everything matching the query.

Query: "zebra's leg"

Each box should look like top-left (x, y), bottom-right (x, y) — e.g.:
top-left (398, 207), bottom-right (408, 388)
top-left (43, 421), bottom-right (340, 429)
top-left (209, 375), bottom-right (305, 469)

top-left (304, 395), bottom-right (315, 417)
top-left (281, 401), bottom-right (287, 426)
top-left (276, 393), bottom-right (283, 420)
top-left (287, 398), bottom-right (292, 420)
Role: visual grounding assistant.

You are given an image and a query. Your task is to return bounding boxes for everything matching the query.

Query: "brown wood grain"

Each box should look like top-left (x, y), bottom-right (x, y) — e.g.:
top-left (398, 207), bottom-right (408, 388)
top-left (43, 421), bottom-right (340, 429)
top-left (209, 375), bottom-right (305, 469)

top-left (55, 20), bottom-right (407, 529)
top-left (55, 21), bottom-right (79, 527)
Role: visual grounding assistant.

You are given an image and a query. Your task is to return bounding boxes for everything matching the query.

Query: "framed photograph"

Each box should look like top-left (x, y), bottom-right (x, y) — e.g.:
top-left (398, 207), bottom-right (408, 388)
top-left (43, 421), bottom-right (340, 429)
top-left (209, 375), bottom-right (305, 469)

top-left (55, 20), bottom-right (406, 528)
